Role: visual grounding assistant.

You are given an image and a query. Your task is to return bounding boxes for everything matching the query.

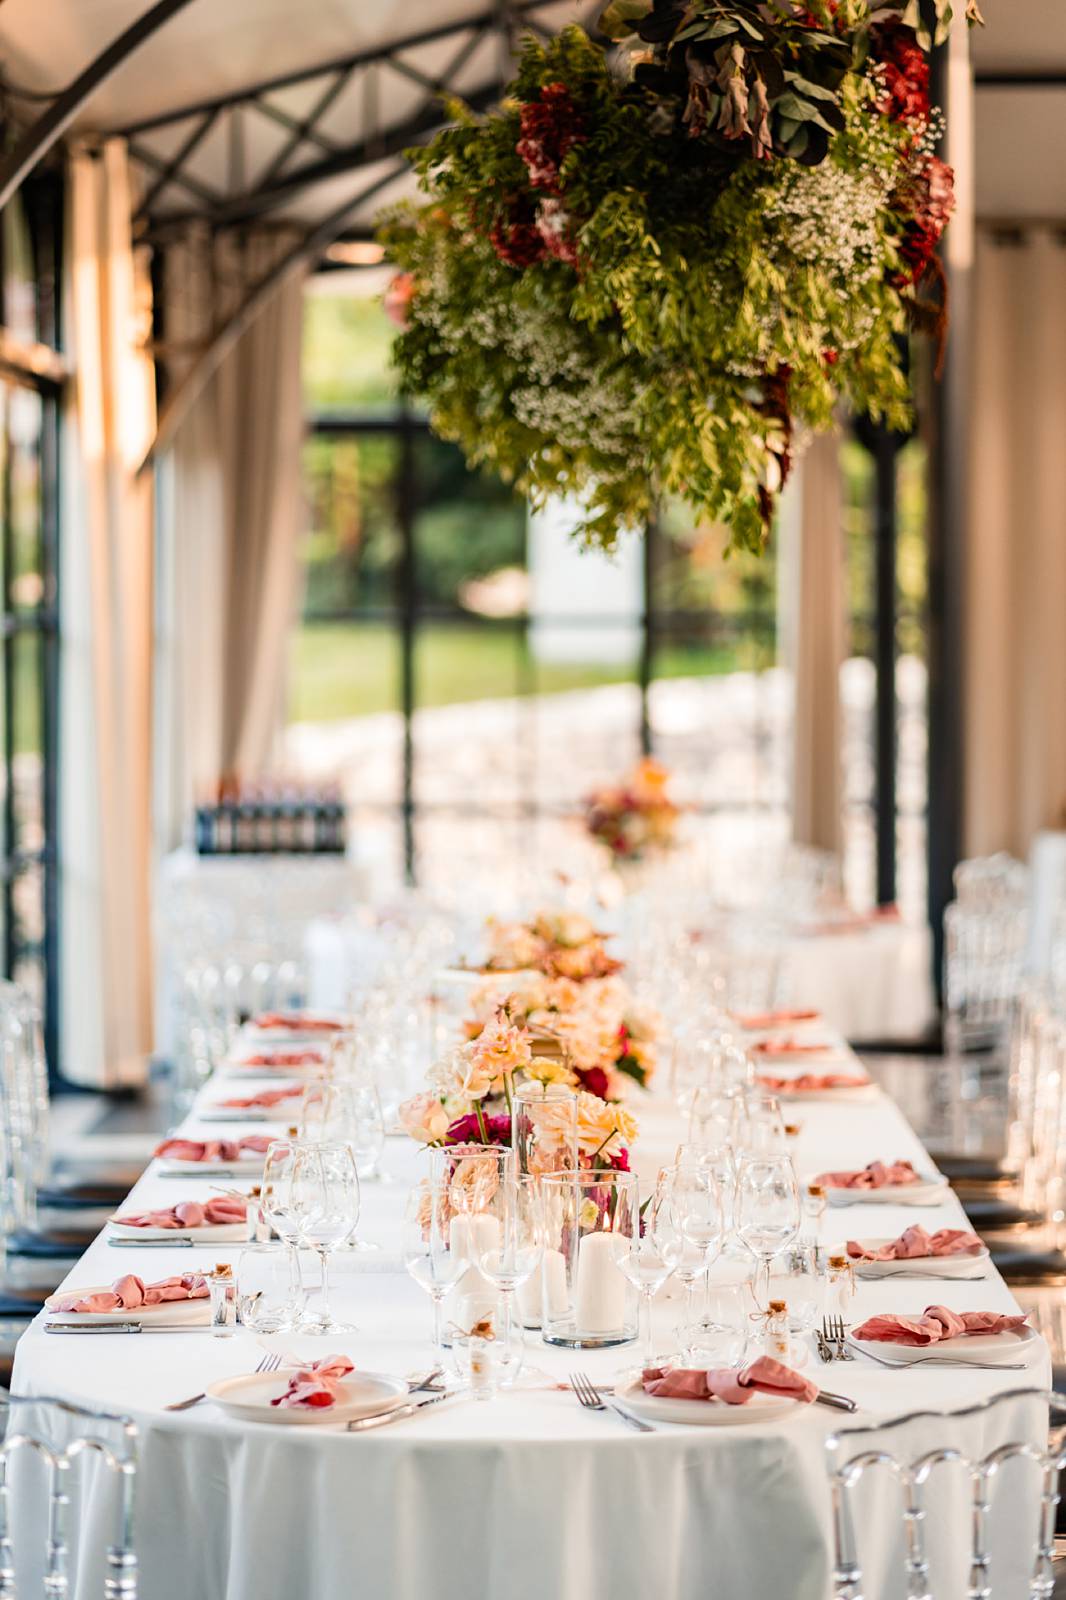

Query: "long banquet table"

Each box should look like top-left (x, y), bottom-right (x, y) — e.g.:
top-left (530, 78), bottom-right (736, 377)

top-left (12, 1029), bottom-right (1050, 1600)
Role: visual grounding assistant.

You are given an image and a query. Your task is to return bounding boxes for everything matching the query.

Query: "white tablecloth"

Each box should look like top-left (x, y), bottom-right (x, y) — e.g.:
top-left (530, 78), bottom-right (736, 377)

top-left (11, 1045), bottom-right (1046, 1600)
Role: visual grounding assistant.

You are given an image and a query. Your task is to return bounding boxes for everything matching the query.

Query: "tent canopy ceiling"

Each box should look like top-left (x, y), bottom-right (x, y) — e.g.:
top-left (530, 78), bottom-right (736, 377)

top-left (0, 0), bottom-right (1061, 232)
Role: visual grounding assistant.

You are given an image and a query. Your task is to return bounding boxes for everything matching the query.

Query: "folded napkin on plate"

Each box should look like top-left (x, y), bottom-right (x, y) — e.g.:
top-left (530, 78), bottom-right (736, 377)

top-left (271, 1354), bottom-right (355, 1409)
top-left (219, 1086), bottom-right (305, 1110)
top-left (852, 1305), bottom-right (1029, 1346)
top-left (641, 1355), bottom-right (818, 1405)
top-left (814, 1159), bottom-right (920, 1190)
top-left (239, 1050), bottom-right (327, 1069)
top-left (734, 1008), bottom-right (822, 1031)
top-left (750, 1036), bottom-right (836, 1057)
top-left (757, 1072), bottom-right (870, 1094)
top-left (253, 1013), bottom-right (345, 1034)
top-left (114, 1196), bottom-right (248, 1230)
top-left (52, 1272), bottom-right (210, 1314)
top-left (153, 1136), bottom-right (272, 1163)
top-left (847, 1225), bottom-right (983, 1262)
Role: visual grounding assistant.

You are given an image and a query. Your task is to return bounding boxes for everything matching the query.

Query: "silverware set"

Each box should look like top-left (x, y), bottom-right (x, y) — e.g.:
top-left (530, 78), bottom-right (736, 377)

top-left (166, 1350), bottom-right (281, 1412)
top-left (846, 1343), bottom-right (1028, 1371)
top-left (818, 1315), bottom-right (853, 1362)
top-left (570, 1370), bottom-right (654, 1432)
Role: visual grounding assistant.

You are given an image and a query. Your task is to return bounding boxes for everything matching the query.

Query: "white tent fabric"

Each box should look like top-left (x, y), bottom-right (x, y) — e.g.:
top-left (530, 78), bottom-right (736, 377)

top-left (60, 139), bottom-right (156, 1087)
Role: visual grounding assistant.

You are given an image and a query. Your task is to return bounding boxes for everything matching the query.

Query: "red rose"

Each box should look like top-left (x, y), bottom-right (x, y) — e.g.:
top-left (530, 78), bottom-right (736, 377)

top-left (516, 82), bottom-right (586, 195)
top-left (870, 21), bottom-right (930, 126)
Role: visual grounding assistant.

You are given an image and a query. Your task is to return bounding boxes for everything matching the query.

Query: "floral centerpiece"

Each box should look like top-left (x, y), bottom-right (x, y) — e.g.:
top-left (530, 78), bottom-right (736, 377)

top-left (382, 2), bottom-right (981, 555)
top-left (584, 757), bottom-right (680, 861)
top-left (483, 909), bottom-right (622, 981)
top-left (464, 971), bottom-right (659, 1096)
top-left (399, 1011), bottom-right (638, 1169)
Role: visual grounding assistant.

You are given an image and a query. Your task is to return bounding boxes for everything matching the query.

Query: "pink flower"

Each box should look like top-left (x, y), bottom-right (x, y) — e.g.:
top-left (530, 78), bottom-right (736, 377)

top-left (469, 1013), bottom-right (532, 1083)
top-left (399, 1092), bottom-right (450, 1146)
top-left (383, 272), bottom-right (416, 329)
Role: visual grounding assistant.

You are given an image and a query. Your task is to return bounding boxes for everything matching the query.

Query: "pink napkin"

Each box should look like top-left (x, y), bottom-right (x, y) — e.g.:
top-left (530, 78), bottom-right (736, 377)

top-left (751, 1036), bottom-right (835, 1057)
top-left (240, 1050), bottom-right (327, 1069)
top-left (734, 1008), bottom-right (822, 1031)
top-left (813, 1159), bottom-right (919, 1190)
top-left (254, 1013), bottom-right (345, 1034)
top-left (114, 1196), bottom-right (248, 1230)
top-left (52, 1272), bottom-right (210, 1315)
top-left (220, 1086), bottom-right (304, 1110)
top-left (847, 1225), bottom-right (984, 1262)
top-left (642, 1355), bottom-right (818, 1405)
top-left (153, 1136), bottom-right (272, 1163)
top-left (271, 1354), bottom-right (355, 1409)
top-left (853, 1304), bottom-right (1029, 1346)
top-left (757, 1072), bottom-right (871, 1094)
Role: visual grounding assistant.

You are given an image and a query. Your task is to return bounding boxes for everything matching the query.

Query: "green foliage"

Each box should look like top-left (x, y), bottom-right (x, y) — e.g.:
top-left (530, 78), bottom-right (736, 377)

top-left (381, 14), bottom-right (960, 555)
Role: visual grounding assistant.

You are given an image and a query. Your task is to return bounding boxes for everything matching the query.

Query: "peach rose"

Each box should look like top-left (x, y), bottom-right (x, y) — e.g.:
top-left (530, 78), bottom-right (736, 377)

top-left (399, 1092), bottom-right (450, 1146)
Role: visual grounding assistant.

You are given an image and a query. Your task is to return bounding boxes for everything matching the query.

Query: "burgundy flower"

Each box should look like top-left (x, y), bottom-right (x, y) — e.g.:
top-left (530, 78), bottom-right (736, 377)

top-left (870, 21), bottom-right (930, 126)
top-left (444, 1113), bottom-right (512, 1147)
top-left (897, 155), bottom-right (955, 283)
top-left (577, 1065), bottom-right (611, 1100)
top-left (489, 197), bottom-right (547, 269)
top-left (516, 82), bottom-right (586, 194)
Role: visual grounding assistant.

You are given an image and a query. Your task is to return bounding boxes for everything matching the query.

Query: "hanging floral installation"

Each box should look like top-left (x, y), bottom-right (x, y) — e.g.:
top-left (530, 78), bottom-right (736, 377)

top-left (381, 0), bottom-right (982, 554)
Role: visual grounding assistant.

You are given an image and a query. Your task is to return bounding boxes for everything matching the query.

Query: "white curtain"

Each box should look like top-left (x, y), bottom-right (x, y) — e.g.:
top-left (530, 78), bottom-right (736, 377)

top-left (61, 141), bottom-right (156, 1087)
top-left (154, 228), bottom-right (307, 852)
top-left (965, 230), bottom-right (1066, 858)
top-left (782, 430), bottom-right (846, 854)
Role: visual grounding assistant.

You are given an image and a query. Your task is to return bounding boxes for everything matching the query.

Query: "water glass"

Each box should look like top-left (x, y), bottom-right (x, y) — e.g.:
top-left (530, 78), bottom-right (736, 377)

top-left (734, 1152), bottom-right (801, 1312)
top-left (403, 1178), bottom-right (467, 1372)
top-left (236, 1243), bottom-right (304, 1334)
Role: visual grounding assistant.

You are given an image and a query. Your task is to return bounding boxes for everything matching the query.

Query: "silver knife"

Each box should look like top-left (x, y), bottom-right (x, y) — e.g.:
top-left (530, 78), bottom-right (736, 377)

top-left (813, 1390), bottom-right (858, 1413)
top-left (346, 1388), bottom-right (467, 1432)
top-left (44, 1321), bottom-right (207, 1334)
top-left (605, 1398), bottom-right (655, 1433)
top-left (157, 1169), bottom-right (254, 1179)
top-left (108, 1238), bottom-right (196, 1248)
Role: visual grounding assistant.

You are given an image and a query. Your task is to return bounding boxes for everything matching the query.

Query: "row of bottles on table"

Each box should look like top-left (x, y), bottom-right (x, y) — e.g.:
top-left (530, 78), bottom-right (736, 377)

top-left (192, 779), bottom-right (347, 856)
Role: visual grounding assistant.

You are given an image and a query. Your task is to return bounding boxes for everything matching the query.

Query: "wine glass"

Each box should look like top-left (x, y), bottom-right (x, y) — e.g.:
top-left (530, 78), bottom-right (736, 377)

top-left (736, 1088), bottom-right (787, 1155)
top-left (734, 1152), bottom-right (801, 1313)
top-left (260, 1139), bottom-right (307, 1320)
top-left (403, 1179), bottom-right (467, 1375)
top-left (476, 1176), bottom-right (543, 1388)
top-left (288, 1140), bottom-right (360, 1335)
top-left (616, 1190), bottom-right (681, 1372)
top-left (658, 1163), bottom-right (724, 1362)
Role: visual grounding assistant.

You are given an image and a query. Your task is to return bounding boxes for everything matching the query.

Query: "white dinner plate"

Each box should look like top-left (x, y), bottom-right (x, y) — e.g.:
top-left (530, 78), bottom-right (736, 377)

top-left (243, 1014), bottom-right (349, 1045)
top-left (846, 1238), bottom-right (990, 1278)
top-left (764, 1080), bottom-right (878, 1104)
top-left (107, 1220), bottom-right (248, 1243)
top-left (822, 1176), bottom-right (949, 1207)
top-left (207, 1370), bottom-right (409, 1425)
top-left (750, 1041), bottom-right (841, 1062)
top-left (44, 1288), bottom-right (211, 1326)
top-left (157, 1156), bottom-right (266, 1177)
top-left (223, 1052), bottom-right (329, 1074)
top-left (616, 1378), bottom-right (803, 1427)
top-left (849, 1324), bottom-right (1039, 1366)
top-left (200, 1104), bottom-right (298, 1122)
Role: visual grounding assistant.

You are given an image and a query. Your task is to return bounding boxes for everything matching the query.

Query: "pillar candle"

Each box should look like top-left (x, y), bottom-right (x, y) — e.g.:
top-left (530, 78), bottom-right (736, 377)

top-left (575, 1231), bottom-right (629, 1335)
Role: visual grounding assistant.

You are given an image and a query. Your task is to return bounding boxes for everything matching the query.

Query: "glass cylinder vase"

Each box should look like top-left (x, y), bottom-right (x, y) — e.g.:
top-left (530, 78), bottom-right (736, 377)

top-left (512, 1083), bottom-right (577, 1328)
top-left (427, 1144), bottom-right (512, 1340)
top-left (539, 1169), bottom-right (638, 1349)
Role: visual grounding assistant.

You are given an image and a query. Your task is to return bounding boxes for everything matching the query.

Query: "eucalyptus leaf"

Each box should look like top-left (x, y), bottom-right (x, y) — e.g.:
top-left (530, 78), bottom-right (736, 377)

top-left (782, 71), bottom-right (841, 103)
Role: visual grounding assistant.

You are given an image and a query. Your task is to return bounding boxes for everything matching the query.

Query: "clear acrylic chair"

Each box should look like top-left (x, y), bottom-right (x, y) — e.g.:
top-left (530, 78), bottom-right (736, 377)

top-left (0, 1393), bottom-right (138, 1598)
top-left (825, 1388), bottom-right (1066, 1600)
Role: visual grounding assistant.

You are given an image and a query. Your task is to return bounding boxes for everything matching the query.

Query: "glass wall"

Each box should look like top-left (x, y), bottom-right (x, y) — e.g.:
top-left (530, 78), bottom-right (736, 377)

top-left (289, 268), bottom-right (923, 908)
top-left (0, 171), bottom-right (63, 1067)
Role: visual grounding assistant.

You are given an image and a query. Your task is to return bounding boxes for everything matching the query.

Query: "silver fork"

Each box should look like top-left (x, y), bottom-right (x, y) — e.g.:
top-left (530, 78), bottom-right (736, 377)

top-left (847, 1340), bottom-right (1027, 1372)
top-left (165, 1349), bottom-right (282, 1411)
top-left (570, 1370), bottom-right (654, 1433)
top-left (830, 1315), bottom-right (854, 1360)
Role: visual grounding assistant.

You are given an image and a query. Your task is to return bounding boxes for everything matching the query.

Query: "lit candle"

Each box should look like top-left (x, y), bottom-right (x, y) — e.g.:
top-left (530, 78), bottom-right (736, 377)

top-left (575, 1231), bottom-right (629, 1336)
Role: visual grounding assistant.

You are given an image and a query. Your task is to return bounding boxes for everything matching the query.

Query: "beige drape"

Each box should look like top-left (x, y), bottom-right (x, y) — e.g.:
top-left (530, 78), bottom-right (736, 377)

top-left (154, 229), bottom-right (307, 850)
top-left (783, 430), bottom-right (846, 853)
top-left (964, 230), bottom-right (1066, 857)
top-left (61, 141), bottom-right (155, 1087)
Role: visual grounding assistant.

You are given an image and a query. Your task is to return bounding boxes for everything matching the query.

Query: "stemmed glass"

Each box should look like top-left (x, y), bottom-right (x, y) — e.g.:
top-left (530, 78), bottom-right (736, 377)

top-left (616, 1191), bottom-right (681, 1372)
top-left (403, 1179), bottom-right (466, 1374)
top-left (735, 1089), bottom-right (787, 1155)
top-left (734, 1152), bottom-right (801, 1314)
top-left (659, 1162), bottom-right (725, 1362)
top-left (287, 1140), bottom-right (361, 1335)
top-left (260, 1139), bottom-right (308, 1325)
top-left (476, 1175), bottom-right (543, 1388)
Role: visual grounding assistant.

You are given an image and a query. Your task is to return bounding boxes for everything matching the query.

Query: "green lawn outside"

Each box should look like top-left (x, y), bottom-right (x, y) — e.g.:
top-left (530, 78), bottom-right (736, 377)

top-left (287, 621), bottom-right (763, 723)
